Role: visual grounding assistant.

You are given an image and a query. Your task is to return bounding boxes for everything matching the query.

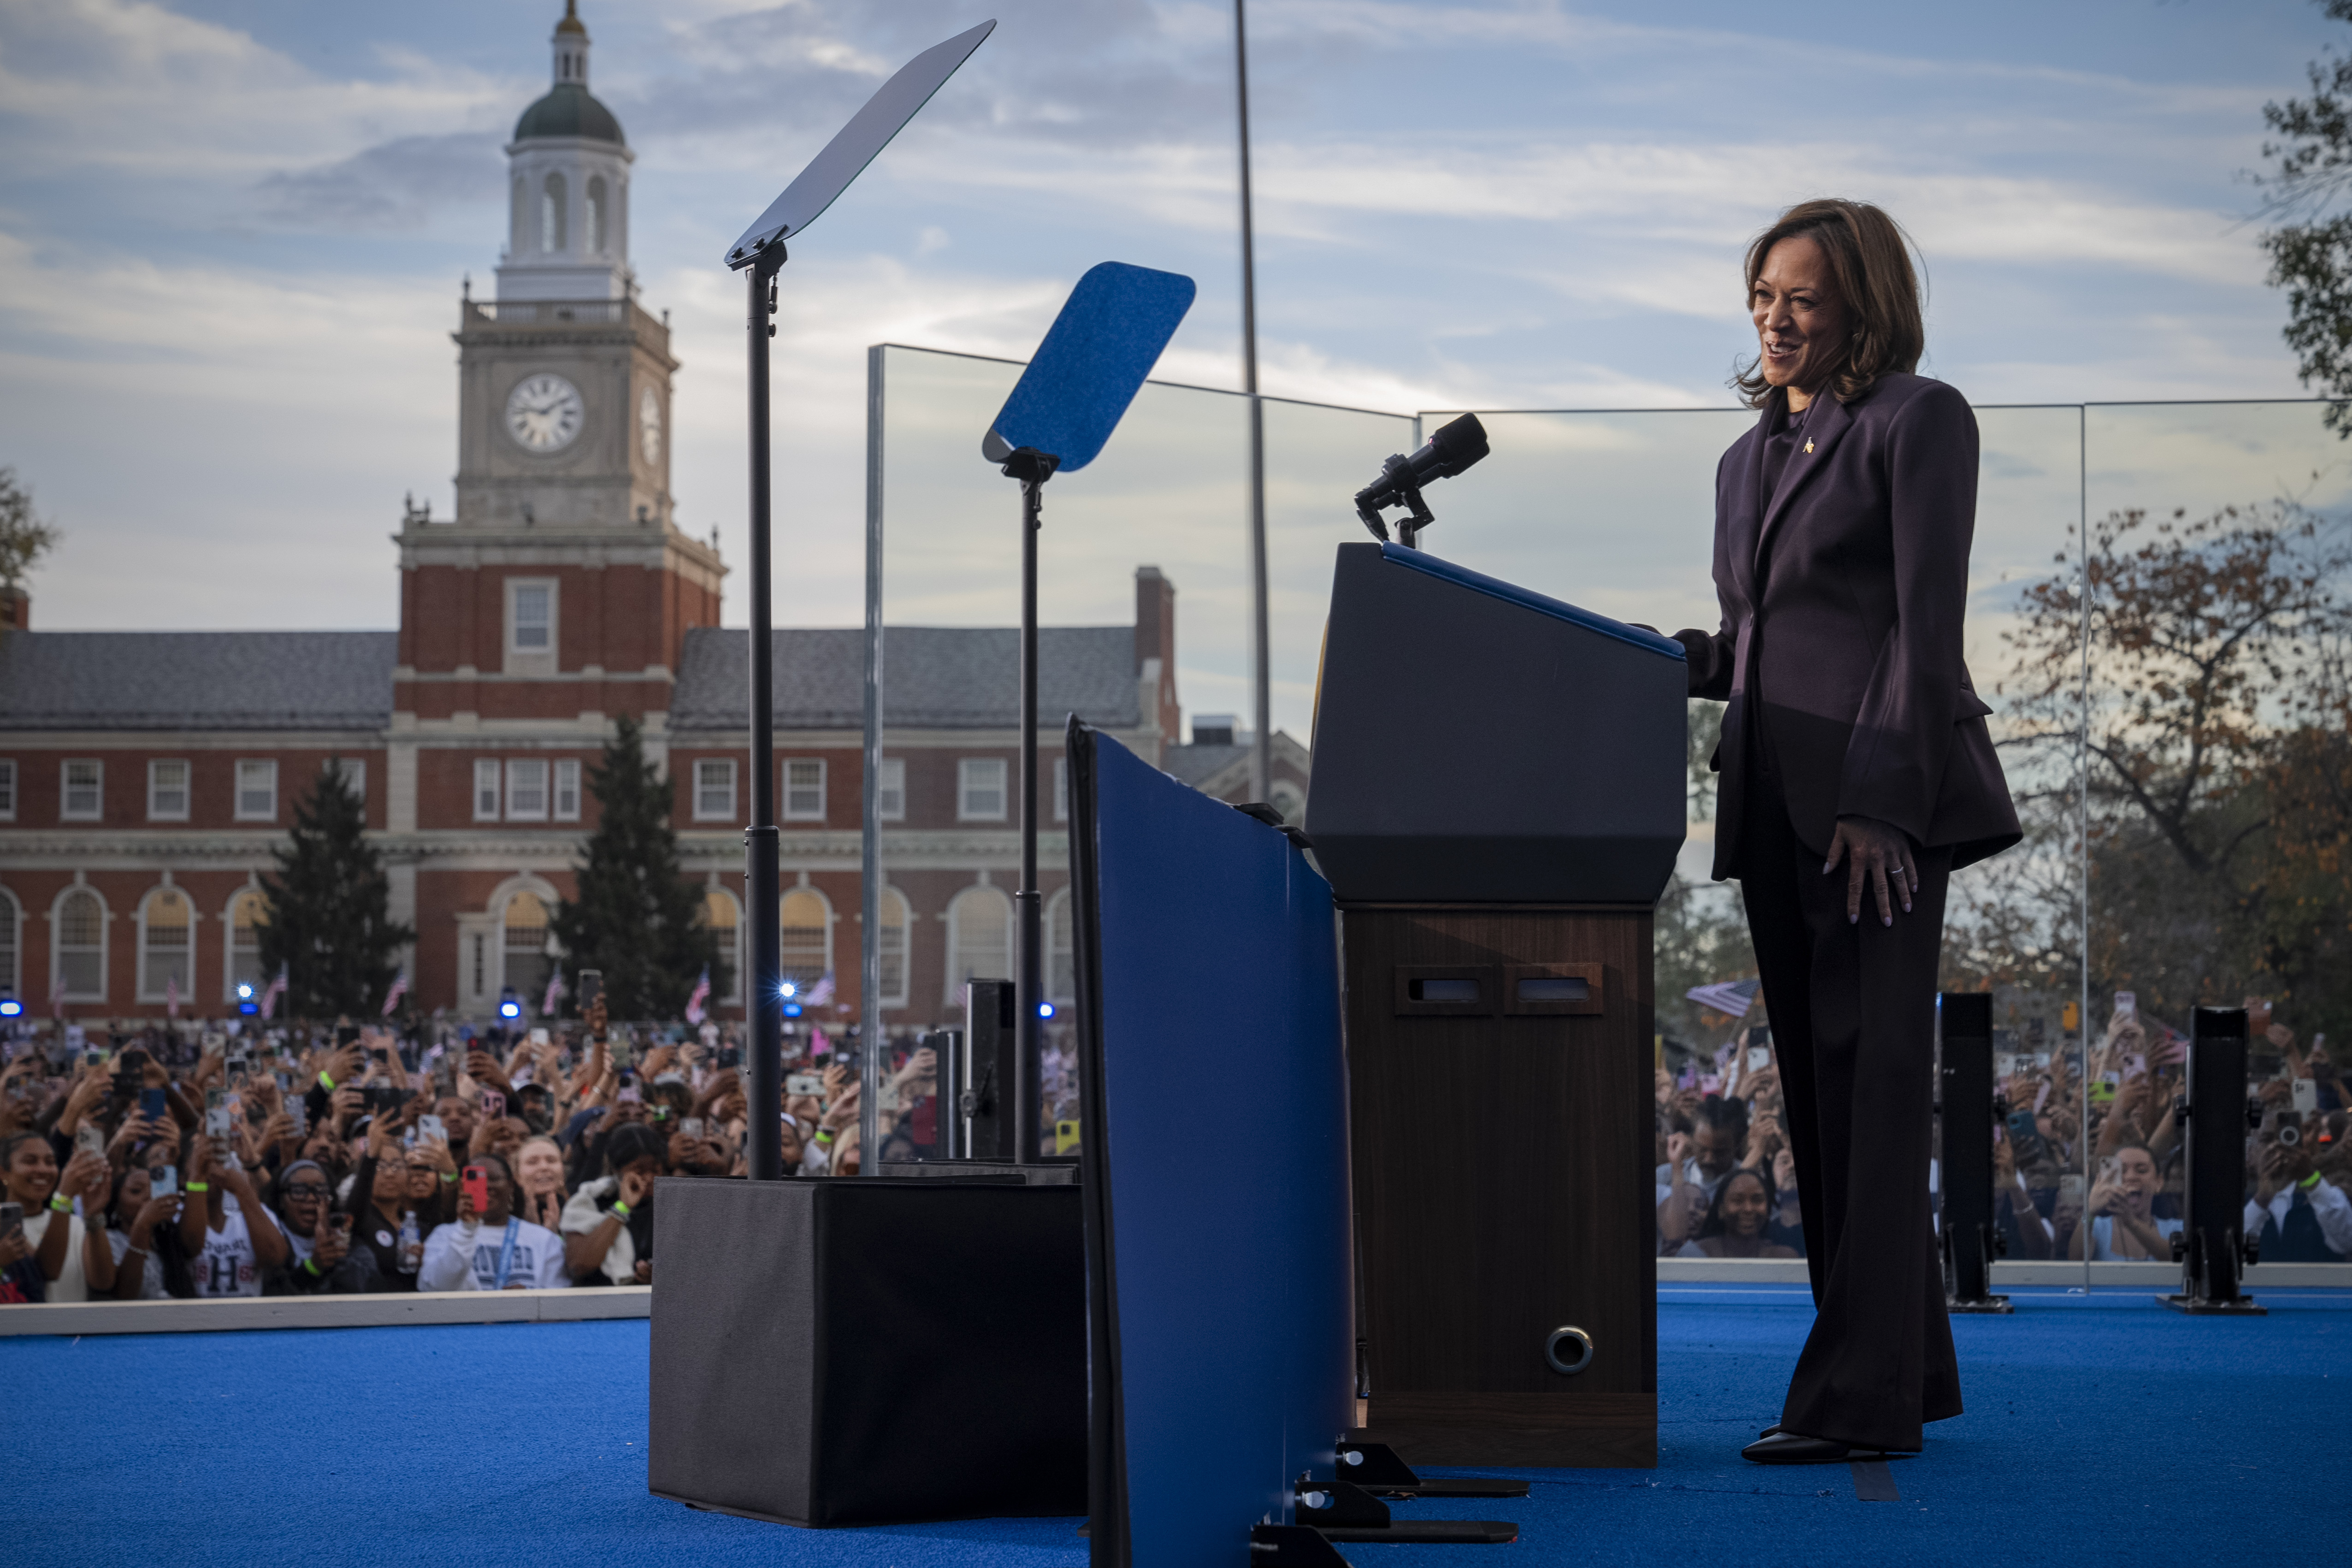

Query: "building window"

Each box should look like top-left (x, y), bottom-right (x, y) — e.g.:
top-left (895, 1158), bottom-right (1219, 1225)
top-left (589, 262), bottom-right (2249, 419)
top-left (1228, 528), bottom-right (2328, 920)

top-left (877, 887), bottom-right (910, 1007)
top-left (508, 580), bottom-right (555, 655)
top-left (148, 760), bottom-right (190, 821)
top-left (0, 888), bottom-right (18, 996)
top-left (541, 172), bottom-right (567, 252)
top-left (507, 759), bottom-right (550, 821)
top-left (55, 888), bottom-right (105, 1000)
top-left (779, 888), bottom-right (829, 991)
top-left (783, 759), bottom-right (825, 821)
top-left (958, 758), bottom-right (1006, 822)
top-left (1054, 757), bottom-right (1068, 823)
top-left (1047, 888), bottom-right (1075, 1003)
top-left (877, 757), bottom-right (904, 822)
top-left (329, 757), bottom-right (366, 805)
top-left (695, 759), bottom-right (736, 821)
top-left (474, 759), bottom-right (502, 821)
top-left (503, 890), bottom-right (553, 1004)
top-left (555, 759), bottom-right (581, 820)
top-left (233, 760), bottom-right (277, 821)
top-left (946, 884), bottom-right (1013, 1006)
top-left (227, 888), bottom-right (266, 999)
top-left (472, 933), bottom-right (486, 997)
top-left (139, 888), bottom-right (193, 1001)
top-left (0, 759), bottom-right (16, 820)
top-left (587, 176), bottom-right (607, 252)
top-left (61, 759), bottom-right (102, 821)
top-left (703, 889), bottom-right (742, 1003)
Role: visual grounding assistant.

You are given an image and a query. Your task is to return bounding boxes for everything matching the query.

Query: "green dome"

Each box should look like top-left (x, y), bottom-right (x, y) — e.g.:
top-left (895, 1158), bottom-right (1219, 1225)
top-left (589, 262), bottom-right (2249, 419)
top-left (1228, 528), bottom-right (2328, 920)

top-left (514, 83), bottom-right (625, 146)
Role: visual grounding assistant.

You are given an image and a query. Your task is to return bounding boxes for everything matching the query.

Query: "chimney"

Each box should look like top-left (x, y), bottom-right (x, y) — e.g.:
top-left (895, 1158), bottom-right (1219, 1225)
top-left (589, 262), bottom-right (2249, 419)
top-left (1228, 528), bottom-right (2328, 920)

top-left (0, 586), bottom-right (26, 631)
top-left (1134, 566), bottom-right (1180, 756)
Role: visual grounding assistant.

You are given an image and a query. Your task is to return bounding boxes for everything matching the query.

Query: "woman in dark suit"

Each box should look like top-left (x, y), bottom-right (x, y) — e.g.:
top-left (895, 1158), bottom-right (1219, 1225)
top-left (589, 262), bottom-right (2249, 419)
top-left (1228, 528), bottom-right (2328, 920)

top-left (1671, 199), bottom-right (2020, 1464)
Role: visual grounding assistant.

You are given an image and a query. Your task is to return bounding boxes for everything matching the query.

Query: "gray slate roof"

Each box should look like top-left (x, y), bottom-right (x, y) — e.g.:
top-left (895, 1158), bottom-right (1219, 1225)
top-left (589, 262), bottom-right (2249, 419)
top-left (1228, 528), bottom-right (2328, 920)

top-left (1161, 741), bottom-right (1249, 787)
top-left (0, 626), bottom-right (1140, 734)
top-left (0, 632), bottom-right (396, 731)
top-left (662, 627), bottom-right (1141, 732)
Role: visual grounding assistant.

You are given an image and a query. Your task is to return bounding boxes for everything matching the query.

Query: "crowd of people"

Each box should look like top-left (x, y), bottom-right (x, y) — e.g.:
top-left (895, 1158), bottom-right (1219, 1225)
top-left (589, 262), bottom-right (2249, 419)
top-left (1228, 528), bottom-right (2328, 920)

top-left (1656, 1000), bottom-right (2352, 1265)
top-left (0, 1002), bottom-right (955, 1302)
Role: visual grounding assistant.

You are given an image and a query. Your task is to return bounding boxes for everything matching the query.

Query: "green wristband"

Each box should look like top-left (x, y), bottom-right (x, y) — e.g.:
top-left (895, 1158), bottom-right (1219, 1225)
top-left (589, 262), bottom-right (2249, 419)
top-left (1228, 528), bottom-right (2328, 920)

top-left (47, 1195), bottom-right (71, 1213)
top-left (611, 1200), bottom-right (632, 1219)
top-left (317, 1071), bottom-right (336, 1091)
top-left (185, 1182), bottom-right (210, 1194)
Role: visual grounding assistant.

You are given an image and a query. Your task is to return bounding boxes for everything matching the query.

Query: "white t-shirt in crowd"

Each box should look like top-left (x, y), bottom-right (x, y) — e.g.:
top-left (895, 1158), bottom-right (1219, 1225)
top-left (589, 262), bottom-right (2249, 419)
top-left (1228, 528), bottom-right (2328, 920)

top-left (419, 1216), bottom-right (569, 1291)
top-left (20, 1208), bottom-right (90, 1303)
top-left (106, 1227), bottom-right (169, 1299)
top-left (192, 1194), bottom-right (283, 1298)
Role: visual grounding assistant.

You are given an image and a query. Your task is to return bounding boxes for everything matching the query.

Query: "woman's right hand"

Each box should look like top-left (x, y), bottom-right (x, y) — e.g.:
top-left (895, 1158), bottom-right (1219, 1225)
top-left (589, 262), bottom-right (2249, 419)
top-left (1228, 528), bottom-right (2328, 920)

top-left (132, 1194), bottom-right (182, 1244)
top-left (618, 1167), bottom-right (653, 1209)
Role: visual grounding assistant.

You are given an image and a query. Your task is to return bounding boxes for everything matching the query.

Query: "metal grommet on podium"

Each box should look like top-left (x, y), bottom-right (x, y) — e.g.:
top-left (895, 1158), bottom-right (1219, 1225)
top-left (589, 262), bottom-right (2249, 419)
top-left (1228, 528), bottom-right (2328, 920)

top-left (1544, 1327), bottom-right (1594, 1377)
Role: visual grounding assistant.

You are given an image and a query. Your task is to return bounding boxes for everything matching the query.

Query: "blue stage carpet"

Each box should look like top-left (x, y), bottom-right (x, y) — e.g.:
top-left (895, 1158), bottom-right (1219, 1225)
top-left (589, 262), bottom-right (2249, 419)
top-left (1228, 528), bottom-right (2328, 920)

top-left (7, 1286), bottom-right (2345, 1567)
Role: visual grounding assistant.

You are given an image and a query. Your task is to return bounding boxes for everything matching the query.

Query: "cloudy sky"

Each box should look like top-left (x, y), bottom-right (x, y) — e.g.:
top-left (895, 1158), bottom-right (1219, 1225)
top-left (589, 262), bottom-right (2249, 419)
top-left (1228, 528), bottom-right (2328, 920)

top-left (0, 0), bottom-right (2341, 633)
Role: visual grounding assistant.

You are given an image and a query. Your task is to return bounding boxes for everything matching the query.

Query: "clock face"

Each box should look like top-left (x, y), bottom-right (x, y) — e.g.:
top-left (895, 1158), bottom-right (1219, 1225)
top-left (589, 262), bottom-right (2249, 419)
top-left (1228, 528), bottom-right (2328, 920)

top-left (505, 373), bottom-right (584, 453)
top-left (639, 386), bottom-right (662, 464)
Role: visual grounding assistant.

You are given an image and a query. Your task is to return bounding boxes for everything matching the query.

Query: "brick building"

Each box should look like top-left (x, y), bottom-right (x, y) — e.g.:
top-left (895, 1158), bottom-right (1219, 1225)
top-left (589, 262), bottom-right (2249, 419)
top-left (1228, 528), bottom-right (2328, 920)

top-left (0, 5), bottom-right (1305, 1030)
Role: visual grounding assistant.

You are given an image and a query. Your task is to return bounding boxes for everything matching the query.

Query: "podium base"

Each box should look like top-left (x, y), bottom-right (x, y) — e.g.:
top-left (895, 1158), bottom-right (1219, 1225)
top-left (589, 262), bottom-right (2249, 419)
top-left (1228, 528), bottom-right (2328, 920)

top-left (2158, 1292), bottom-right (2266, 1316)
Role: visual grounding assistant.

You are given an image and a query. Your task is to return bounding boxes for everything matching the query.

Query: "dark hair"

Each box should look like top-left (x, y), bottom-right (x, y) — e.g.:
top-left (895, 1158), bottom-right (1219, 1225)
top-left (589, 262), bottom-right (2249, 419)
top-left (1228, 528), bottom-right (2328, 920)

top-left (469, 1151), bottom-right (517, 1191)
top-left (605, 1122), bottom-right (667, 1174)
top-left (1733, 198), bottom-right (1925, 408)
top-left (1697, 1167), bottom-right (1773, 1240)
top-left (1, 1131), bottom-right (47, 1174)
top-left (1698, 1097), bottom-right (1749, 1141)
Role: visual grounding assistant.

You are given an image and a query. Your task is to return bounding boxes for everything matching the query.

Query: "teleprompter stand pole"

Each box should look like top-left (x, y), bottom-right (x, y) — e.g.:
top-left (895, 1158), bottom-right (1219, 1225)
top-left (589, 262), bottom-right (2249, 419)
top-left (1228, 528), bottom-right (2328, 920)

top-left (743, 244), bottom-right (787, 1182)
top-left (1937, 992), bottom-right (2011, 1313)
top-left (2161, 1005), bottom-right (2266, 1315)
top-left (1003, 450), bottom-right (1057, 1165)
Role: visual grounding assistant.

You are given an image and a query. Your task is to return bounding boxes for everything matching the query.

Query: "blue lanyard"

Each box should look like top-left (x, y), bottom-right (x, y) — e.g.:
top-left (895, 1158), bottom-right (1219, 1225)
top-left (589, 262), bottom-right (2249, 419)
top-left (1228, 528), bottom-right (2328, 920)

top-left (493, 1218), bottom-right (521, 1289)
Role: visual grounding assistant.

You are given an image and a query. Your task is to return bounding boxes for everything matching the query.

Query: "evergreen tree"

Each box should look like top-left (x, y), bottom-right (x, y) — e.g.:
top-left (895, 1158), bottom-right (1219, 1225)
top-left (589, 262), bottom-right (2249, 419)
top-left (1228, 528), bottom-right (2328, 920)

top-left (258, 761), bottom-right (412, 1018)
top-left (553, 715), bottom-right (727, 1019)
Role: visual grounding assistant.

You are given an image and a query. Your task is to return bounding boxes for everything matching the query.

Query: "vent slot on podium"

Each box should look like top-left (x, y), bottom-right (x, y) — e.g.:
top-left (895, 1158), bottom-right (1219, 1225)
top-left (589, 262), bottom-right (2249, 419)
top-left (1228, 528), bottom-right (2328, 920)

top-left (1393, 965), bottom-right (1499, 1017)
top-left (1505, 964), bottom-right (1605, 1016)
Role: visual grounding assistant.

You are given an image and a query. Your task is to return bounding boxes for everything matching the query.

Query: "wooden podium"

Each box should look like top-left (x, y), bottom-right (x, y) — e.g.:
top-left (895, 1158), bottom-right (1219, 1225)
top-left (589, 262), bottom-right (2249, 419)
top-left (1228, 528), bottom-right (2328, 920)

top-left (1306, 543), bottom-right (1686, 1469)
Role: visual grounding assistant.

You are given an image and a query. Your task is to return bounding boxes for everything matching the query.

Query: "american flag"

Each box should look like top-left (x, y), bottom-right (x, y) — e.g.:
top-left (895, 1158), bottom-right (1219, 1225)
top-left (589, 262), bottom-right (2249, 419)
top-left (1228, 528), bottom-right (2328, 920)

top-left (48, 967), bottom-right (61, 1020)
top-left (259, 964), bottom-right (288, 1021)
top-left (804, 972), bottom-right (836, 1007)
top-left (542, 969), bottom-right (566, 1018)
top-left (165, 973), bottom-right (180, 1019)
top-left (382, 970), bottom-right (408, 1017)
top-left (810, 1027), bottom-right (831, 1058)
top-left (684, 967), bottom-right (710, 1025)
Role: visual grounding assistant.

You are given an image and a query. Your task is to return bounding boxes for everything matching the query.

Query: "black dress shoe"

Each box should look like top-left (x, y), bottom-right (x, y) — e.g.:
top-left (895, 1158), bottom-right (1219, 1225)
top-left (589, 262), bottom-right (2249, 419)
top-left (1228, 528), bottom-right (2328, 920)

top-left (1741, 1432), bottom-right (1885, 1464)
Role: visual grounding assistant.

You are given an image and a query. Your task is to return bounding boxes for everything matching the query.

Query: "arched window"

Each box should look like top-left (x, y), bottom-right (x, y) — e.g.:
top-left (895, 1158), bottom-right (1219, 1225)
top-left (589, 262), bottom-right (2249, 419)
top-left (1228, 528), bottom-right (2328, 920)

top-left (139, 888), bottom-right (194, 1001)
top-left (503, 889), bottom-right (553, 1003)
top-left (541, 172), bottom-right (567, 253)
top-left (587, 176), bottom-right (607, 253)
top-left (946, 885), bottom-right (1013, 1007)
top-left (703, 888), bottom-right (742, 1003)
top-left (1046, 888), bottom-right (1075, 1003)
top-left (0, 888), bottom-right (18, 997)
top-left (780, 888), bottom-right (829, 991)
top-left (55, 888), bottom-right (105, 1000)
top-left (227, 888), bottom-right (266, 999)
top-left (877, 887), bottom-right (910, 1008)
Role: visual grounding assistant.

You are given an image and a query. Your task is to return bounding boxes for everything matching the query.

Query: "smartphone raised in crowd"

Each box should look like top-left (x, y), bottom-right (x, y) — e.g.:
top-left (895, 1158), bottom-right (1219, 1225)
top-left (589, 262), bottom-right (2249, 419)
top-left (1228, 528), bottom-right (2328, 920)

top-left (785, 1073), bottom-right (822, 1097)
top-left (204, 1089), bottom-right (234, 1139)
top-left (139, 1086), bottom-right (168, 1120)
top-left (417, 1114), bottom-right (446, 1146)
top-left (577, 970), bottom-right (603, 1012)
top-left (74, 1123), bottom-right (106, 1159)
top-left (151, 1168), bottom-right (177, 1199)
top-left (0, 1201), bottom-right (22, 1243)
top-left (461, 1164), bottom-right (492, 1215)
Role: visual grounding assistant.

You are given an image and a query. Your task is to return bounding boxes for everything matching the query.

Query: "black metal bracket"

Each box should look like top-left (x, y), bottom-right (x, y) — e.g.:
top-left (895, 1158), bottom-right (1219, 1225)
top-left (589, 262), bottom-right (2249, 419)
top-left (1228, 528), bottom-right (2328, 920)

top-left (1234, 800), bottom-right (1313, 851)
top-left (1248, 1523), bottom-right (1351, 1565)
top-left (1355, 453), bottom-right (1438, 549)
top-left (1332, 1438), bottom-right (1528, 1500)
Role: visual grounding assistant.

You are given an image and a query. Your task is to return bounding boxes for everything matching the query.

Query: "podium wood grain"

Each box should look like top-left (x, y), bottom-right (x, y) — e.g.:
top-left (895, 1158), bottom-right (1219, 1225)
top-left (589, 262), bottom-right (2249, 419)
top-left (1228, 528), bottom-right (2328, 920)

top-left (1343, 905), bottom-right (1657, 1468)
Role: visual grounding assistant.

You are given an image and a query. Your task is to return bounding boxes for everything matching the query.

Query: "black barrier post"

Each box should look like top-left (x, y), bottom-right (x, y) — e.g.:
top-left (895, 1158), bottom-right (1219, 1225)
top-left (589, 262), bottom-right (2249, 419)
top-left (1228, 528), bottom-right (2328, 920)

top-left (928, 1028), bottom-right (964, 1159)
top-left (1937, 993), bottom-right (2011, 1313)
top-left (965, 979), bottom-right (1018, 1160)
top-left (1005, 456), bottom-right (1054, 1166)
top-left (742, 247), bottom-right (786, 1183)
top-left (2161, 1005), bottom-right (2267, 1314)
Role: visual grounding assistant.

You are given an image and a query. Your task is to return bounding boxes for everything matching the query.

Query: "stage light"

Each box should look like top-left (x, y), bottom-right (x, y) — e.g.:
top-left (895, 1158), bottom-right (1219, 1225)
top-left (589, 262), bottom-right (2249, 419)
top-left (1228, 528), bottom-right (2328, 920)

top-left (1037, 1001), bottom-right (1056, 1019)
top-left (236, 982), bottom-right (254, 1001)
top-left (782, 1002), bottom-right (803, 1018)
top-left (780, 980), bottom-right (798, 999)
top-left (0, 994), bottom-right (19, 1018)
top-left (499, 989), bottom-right (522, 1020)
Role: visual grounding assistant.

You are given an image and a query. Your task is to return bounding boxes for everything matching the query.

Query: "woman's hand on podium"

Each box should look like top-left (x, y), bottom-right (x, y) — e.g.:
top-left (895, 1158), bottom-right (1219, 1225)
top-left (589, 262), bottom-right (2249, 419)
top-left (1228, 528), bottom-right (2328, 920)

top-left (1825, 815), bottom-right (1915, 926)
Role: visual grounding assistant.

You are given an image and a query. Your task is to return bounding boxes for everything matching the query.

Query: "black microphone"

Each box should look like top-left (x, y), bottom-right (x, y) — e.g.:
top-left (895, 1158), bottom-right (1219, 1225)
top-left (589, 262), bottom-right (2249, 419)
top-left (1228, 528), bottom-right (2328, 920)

top-left (1354, 413), bottom-right (1489, 547)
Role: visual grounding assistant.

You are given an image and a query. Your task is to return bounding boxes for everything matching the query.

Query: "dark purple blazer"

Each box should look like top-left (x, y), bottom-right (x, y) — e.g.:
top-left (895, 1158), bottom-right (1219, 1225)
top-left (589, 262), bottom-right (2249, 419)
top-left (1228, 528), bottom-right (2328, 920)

top-left (1675, 373), bottom-right (2020, 879)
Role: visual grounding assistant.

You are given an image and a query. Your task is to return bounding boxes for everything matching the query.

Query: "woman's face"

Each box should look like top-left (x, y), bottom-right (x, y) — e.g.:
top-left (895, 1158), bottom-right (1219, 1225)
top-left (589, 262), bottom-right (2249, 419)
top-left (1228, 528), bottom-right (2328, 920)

top-left (116, 1166), bottom-right (153, 1222)
top-left (516, 1141), bottom-right (564, 1195)
top-left (4, 1139), bottom-right (58, 1204)
top-left (1750, 234), bottom-right (1850, 399)
top-left (404, 1154), bottom-right (438, 1200)
top-left (371, 1155), bottom-right (410, 1204)
top-left (1720, 1173), bottom-right (1770, 1239)
top-left (2114, 1148), bottom-right (2159, 1212)
top-left (278, 1171), bottom-right (328, 1234)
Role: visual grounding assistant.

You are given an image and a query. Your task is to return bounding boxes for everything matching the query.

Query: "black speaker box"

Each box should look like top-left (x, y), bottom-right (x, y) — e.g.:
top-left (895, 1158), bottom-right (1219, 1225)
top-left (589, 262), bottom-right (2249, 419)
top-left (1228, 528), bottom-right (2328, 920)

top-left (647, 1176), bottom-right (1087, 1526)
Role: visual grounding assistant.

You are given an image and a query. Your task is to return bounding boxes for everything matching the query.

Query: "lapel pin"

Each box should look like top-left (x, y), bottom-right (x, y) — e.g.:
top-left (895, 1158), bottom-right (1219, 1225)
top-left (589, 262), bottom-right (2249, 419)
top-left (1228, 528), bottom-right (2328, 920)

top-left (1804, 439), bottom-right (1814, 454)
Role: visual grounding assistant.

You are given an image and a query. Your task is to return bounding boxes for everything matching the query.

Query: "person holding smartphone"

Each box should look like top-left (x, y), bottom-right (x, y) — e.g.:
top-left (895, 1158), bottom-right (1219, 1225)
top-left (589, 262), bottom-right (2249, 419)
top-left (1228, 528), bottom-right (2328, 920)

top-left (183, 1134), bottom-right (288, 1296)
top-left (0, 1131), bottom-right (118, 1302)
top-left (103, 1164), bottom-right (190, 1300)
top-left (419, 1151), bottom-right (567, 1291)
top-left (562, 1122), bottom-right (665, 1286)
